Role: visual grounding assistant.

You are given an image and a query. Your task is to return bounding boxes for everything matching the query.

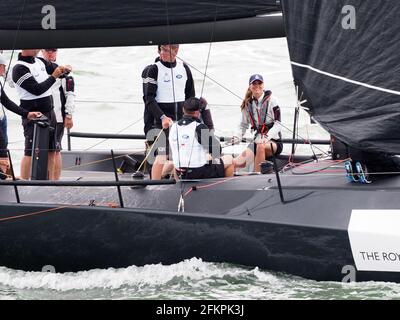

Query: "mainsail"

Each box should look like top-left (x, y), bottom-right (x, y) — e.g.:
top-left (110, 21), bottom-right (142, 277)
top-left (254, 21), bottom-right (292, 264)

top-left (0, 0), bottom-right (284, 49)
top-left (282, 0), bottom-right (400, 154)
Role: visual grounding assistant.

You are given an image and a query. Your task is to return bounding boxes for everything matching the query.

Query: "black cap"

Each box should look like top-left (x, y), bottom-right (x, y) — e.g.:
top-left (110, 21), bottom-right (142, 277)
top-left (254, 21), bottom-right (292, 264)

top-left (249, 74), bottom-right (264, 84)
top-left (158, 44), bottom-right (179, 51)
top-left (183, 97), bottom-right (202, 112)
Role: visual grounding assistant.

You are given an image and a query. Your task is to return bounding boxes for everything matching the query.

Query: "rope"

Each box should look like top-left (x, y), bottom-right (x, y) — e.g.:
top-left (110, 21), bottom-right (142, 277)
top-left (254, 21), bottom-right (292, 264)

top-left (75, 99), bottom-right (315, 110)
top-left (200, 0), bottom-right (219, 98)
top-left (176, 57), bottom-right (244, 102)
top-left (176, 1), bottom-right (221, 209)
top-left (183, 177), bottom-right (236, 197)
top-left (0, 205), bottom-right (72, 222)
top-left (136, 129), bottom-right (163, 172)
top-left (164, 0), bottom-right (187, 212)
top-left (1, 0), bottom-right (28, 122)
top-left (0, 200), bottom-right (124, 223)
top-left (84, 117), bottom-right (144, 151)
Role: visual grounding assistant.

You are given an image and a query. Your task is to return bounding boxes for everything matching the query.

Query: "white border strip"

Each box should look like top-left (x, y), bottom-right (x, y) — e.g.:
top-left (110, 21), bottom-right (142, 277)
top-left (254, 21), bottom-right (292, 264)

top-left (291, 61), bottom-right (400, 96)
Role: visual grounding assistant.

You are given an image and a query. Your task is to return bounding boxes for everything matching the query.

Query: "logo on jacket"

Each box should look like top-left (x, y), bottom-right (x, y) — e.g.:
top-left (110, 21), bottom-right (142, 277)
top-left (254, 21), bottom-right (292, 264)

top-left (181, 134), bottom-right (189, 139)
top-left (176, 74), bottom-right (183, 79)
top-left (163, 73), bottom-right (170, 83)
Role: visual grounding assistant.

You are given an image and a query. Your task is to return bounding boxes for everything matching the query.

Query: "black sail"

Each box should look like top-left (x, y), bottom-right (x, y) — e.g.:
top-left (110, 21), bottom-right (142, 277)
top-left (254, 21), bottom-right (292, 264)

top-left (0, 0), bottom-right (284, 49)
top-left (282, 0), bottom-right (400, 154)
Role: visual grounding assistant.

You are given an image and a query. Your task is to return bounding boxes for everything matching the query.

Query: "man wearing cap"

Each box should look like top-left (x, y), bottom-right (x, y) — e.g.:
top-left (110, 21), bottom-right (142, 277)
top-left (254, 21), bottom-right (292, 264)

top-left (169, 97), bottom-right (234, 180)
top-left (41, 48), bottom-right (75, 180)
top-left (142, 44), bottom-right (195, 180)
top-left (12, 49), bottom-right (71, 180)
top-left (232, 74), bottom-right (283, 172)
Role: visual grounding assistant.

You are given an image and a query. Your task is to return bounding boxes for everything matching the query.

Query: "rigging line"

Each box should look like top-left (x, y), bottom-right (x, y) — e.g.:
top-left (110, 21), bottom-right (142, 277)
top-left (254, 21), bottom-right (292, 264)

top-left (200, 0), bottom-right (220, 98)
top-left (75, 99), bottom-right (142, 105)
top-left (176, 56), bottom-right (243, 101)
top-left (183, 177), bottom-right (236, 197)
top-left (84, 117), bottom-right (144, 151)
top-left (0, 199), bottom-right (124, 223)
top-left (304, 107), bottom-right (318, 161)
top-left (0, 205), bottom-right (72, 223)
top-left (62, 153), bottom-right (129, 171)
top-left (77, 99), bottom-right (312, 109)
top-left (136, 129), bottom-right (164, 172)
top-left (269, 171), bottom-right (400, 177)
top-left (164, 0), bottom-right (186, 207)
top-left (1, 0), bottom-right (28, 117)
top-left (178, 57), bottom-right (330, 157)
top-left (185, 1), bottom-right (220, 178)
top-left (163, 0), bottom-right (178, 123)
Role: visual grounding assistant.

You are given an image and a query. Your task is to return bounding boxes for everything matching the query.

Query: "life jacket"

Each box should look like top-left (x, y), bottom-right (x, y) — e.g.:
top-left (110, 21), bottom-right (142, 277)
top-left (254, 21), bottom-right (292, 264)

top-left (246, 90), bottom-right (273, 135)
top-left (169, 119), bottom-right (208, 169)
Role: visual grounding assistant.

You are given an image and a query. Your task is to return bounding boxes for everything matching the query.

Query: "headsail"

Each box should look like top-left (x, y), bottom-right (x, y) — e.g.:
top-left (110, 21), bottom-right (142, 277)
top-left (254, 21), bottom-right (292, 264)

top-left (282, 0), bottom-right (400, 154)
top-left (0, 0), bottom-right (284, 49)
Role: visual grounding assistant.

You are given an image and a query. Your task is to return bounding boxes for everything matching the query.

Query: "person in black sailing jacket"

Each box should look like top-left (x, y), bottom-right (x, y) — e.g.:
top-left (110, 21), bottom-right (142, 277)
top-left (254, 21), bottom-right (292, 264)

top-left (169, 97), bottom-right (234, 179)
top-left (142, 44), bottom-right (196, 180)
top-left (142, 45), bottom-right (216, 179)
top-left (41, 48), bottom-right (76, 180)
top-left (12, 49), bottom-right (71, 180)
top-left (231, 74), bottom-right (283, 173)
top-left (142, 49), bottom-right (215, 135)
top-left (0, 84), bottom-right (42, 177)
top-left (0, 52), bottom-right (8, 149)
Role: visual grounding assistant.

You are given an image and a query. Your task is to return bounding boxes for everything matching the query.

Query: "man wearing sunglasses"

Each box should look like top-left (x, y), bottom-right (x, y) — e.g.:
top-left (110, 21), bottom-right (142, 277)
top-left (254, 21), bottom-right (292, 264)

top-left (142, 44), bottom-right (195, 180)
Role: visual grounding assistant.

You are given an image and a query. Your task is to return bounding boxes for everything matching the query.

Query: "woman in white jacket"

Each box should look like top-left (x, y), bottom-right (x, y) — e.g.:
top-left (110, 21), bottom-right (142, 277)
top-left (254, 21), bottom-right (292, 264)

top-left (232, 74), bottom-right (283, 173)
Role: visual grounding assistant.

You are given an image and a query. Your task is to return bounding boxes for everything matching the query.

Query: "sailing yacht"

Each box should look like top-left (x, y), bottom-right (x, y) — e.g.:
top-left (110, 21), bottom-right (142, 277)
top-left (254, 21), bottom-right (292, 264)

top-left (1, 0), bottom-right (400, 283)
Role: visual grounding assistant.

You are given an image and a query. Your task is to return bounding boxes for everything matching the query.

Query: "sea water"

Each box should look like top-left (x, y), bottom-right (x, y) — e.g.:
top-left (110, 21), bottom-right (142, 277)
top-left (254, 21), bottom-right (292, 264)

top-left (1, 39), bottom-right (398, 300)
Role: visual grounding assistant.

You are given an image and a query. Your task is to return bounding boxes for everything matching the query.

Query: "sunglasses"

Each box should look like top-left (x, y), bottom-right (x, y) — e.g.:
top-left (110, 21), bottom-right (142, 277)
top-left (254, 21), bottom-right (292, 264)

top-left (160, 45), bottom-right (179, 51)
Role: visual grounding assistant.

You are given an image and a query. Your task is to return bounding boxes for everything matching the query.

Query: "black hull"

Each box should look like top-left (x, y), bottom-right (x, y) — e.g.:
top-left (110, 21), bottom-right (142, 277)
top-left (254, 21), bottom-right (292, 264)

top-left (1, 150), bottom-right (400, 282)
top-left (1, 178), bottom-right (400, 282)
top-left (0, 203), bottom-right (352, 281)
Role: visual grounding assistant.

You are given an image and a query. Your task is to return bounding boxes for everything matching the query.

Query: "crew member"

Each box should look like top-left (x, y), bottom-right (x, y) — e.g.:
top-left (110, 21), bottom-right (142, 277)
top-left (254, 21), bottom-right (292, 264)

top-left (0, 84), bottom-right (42, 177)
top-left (41, 48), bottom-right (76, 180)
top-left (12, 49), bottom-right (70, 180)
top-left (142, 44), bottom-right (195, 180)
top-left (232, 74), bottom-right (283, 172)
top-left (169, 97), bottom-right (234, 179)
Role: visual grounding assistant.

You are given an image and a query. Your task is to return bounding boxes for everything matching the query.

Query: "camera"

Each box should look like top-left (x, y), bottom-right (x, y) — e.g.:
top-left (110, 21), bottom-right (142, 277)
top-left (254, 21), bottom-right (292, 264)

top-left (60, 70), bottom-right (71, 78)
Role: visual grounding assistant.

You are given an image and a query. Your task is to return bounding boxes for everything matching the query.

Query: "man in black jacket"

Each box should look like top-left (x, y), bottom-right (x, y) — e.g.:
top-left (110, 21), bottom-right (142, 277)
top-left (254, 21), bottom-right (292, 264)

top-left (12, 49), bottom-right (70, 179)
top-left (0, 85), bottom-right (42, 177)
top-left (142, 44), bottom-right (195, 180)
top-left (41, 48), bottom-right (75, 180)
top-left (169, 97), bottom-right (234, 180)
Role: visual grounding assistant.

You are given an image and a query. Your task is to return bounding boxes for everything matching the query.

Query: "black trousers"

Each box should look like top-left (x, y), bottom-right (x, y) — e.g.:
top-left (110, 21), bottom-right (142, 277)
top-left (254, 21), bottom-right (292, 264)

top-left (0, 125), bottom-right (7, 158)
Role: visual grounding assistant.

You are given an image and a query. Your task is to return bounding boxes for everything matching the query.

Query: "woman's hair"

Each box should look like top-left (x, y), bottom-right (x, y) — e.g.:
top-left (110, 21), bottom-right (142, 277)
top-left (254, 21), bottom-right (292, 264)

top-left (240, 87), bottom-right (253, 110)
